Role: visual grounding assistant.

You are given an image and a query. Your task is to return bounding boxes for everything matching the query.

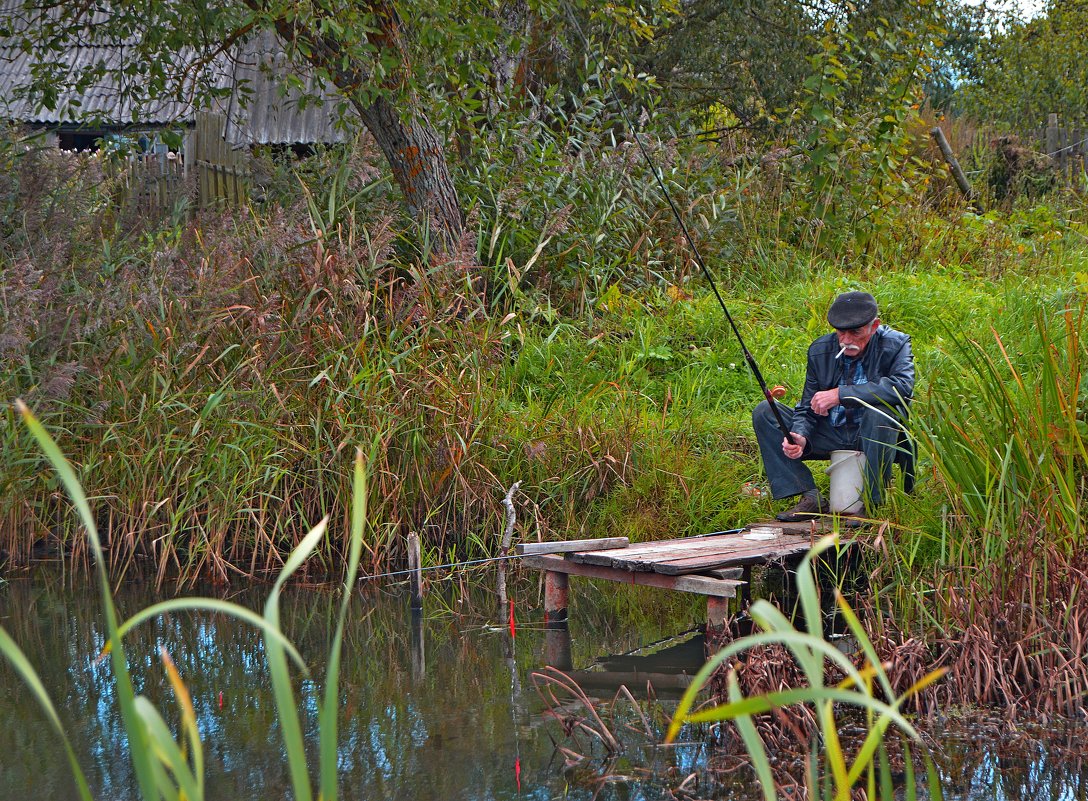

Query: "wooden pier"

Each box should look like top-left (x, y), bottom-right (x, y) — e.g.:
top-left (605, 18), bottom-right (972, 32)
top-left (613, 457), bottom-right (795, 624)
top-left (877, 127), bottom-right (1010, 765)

top-left (522, 522), bottom-right (825, 641)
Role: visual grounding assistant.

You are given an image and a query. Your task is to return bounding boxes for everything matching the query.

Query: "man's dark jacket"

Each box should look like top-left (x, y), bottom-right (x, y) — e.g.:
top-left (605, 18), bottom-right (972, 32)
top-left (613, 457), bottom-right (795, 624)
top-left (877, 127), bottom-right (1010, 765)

top-left (790, 325), bottom-right (914, 442)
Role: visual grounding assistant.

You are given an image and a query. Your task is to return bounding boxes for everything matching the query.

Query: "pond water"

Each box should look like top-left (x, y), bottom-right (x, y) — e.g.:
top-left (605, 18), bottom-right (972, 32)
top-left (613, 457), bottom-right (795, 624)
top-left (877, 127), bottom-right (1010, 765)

top-left (1, 567), bottom-right (1086, 800)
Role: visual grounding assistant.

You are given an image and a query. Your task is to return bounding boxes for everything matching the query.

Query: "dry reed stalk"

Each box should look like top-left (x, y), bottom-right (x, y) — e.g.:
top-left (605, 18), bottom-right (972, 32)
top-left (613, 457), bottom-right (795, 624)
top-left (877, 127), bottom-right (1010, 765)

top-left (868, 538), bottom-right (1088, 720)
top-left (531, 666), bottom-right (622, 754)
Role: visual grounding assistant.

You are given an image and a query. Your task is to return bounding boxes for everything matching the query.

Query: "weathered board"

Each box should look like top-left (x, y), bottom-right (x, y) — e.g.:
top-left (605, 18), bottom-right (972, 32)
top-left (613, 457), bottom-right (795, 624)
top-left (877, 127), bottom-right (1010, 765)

top-left (515, 537), bottom-right (629, 556)
top-left (521, 554), bottom-right (742, 598)
top-left (571, 530), bottom-right (816, 576)
top-left (563, 669), bottom-right (694, 694)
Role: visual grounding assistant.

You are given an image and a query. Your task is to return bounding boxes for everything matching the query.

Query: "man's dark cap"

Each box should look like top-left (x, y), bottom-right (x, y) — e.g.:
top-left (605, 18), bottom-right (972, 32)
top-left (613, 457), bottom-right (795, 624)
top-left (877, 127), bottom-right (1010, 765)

top-left (827, 291), bottom-right (878, 329)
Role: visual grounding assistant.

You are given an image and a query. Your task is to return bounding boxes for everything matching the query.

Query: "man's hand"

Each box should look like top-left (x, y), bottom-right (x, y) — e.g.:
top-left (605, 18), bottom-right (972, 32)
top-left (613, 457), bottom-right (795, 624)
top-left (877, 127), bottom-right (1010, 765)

top-left (782, 433), bottom-right (807, 460)
top-left (810, 387), bottom-right (840, 416)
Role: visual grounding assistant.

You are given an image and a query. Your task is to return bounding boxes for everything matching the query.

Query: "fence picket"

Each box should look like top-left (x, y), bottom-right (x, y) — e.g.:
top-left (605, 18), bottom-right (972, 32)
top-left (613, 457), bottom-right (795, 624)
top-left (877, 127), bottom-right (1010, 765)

top-left (193, 112), bottom-right (250, 210)
top-left (1039, 114), bottom-right (1088, 191)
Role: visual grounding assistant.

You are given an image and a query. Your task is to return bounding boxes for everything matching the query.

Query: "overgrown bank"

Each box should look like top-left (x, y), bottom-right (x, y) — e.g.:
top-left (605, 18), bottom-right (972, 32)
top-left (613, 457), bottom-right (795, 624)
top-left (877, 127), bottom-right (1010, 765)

top-left (2, 120), bottom-right (1087, 717)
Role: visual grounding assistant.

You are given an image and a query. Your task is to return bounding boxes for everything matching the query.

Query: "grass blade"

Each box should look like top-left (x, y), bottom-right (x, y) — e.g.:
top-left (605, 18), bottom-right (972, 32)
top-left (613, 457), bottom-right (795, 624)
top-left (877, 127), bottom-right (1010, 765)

top-left (0, 626), bottom-right (94, 801)
top-left (161, 648), bottom-right (203, 801)
top-left (264, 516), bottom-right (329, 801)
top-left (18, 400), bottom-right (159, 799)
top-left (134, 696), bottom-right (202, 801)
top-left (319, 448), bottom-right (369, 801)
top-left (727, 671), bottom-right (776, 801)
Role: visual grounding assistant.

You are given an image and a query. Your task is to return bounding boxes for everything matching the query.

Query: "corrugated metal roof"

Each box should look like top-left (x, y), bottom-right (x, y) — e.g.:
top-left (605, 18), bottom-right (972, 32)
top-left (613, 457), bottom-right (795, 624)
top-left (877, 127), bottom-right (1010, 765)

top-left (0, 4), bottom-right (348, 144)
top-left (221, 32), bottom-right (348, 146)
top-left (0, 45), bottom-right (207, 125)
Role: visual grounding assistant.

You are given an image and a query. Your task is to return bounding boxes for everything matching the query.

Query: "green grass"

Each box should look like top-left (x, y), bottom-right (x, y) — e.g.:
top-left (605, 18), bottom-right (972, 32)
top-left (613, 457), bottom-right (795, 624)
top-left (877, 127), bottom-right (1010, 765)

top-left (2, 121), bottom-right (1087, 602)
top-left (3, 208), bottom-right (1086, 582)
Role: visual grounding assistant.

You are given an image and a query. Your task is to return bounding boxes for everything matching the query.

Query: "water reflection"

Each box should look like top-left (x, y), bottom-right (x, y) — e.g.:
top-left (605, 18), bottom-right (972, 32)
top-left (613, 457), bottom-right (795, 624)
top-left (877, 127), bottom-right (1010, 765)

top-left (0, 569), bottom-right (698, 801)
top-left (936, 722), bottom-right (1088, 801)
top-left (1, 569), bottom-right (1086, 800)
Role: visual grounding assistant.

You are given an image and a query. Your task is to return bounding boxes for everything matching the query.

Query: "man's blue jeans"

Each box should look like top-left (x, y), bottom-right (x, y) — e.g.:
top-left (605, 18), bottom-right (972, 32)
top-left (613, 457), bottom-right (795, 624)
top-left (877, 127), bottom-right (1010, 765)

top-left (752, 400), bottom-right (906, 509)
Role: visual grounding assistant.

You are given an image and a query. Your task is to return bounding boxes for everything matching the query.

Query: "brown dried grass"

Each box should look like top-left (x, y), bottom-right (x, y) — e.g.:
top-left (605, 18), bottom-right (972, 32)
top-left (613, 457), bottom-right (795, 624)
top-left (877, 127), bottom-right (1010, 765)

top-left (868, 536), bottom-right (1088, 722)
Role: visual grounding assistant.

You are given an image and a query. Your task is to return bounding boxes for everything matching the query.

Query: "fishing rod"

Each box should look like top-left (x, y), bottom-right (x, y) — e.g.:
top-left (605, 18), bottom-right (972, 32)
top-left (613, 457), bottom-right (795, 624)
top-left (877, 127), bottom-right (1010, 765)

top-left (563, 8), bottom-right (797, 445)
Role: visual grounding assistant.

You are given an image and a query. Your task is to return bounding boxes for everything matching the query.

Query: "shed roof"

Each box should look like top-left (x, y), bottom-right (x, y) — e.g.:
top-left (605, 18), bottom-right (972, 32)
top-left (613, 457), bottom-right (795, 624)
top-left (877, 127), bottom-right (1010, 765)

top-left (0, 4), bottom-right (348, 145)
top-left (221, 33), bottom-right (348, 146)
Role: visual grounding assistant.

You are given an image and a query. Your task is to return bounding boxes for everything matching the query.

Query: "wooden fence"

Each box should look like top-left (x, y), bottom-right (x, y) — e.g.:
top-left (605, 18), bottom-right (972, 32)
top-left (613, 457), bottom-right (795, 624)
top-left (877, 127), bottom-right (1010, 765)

top-left (129, 148), bottom-right (185, 212)
top-left (103, 112), bottom-right (250, 213)
top-left (191, 112), bottom-right (251, 208)
top-left (1041, 113), bottom-right (1088, 187)
top-left (103, 143), bottom-right (185, 215)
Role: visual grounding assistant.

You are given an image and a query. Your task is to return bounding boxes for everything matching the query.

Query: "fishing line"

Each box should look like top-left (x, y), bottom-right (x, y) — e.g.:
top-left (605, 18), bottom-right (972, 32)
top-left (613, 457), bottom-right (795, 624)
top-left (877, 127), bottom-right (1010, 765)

top-left (357, 552), bottom-right (527, 582)
top-left (563, 7), bottom-right (796, 443)
top-left (358, 527), bottom-right (742, 584)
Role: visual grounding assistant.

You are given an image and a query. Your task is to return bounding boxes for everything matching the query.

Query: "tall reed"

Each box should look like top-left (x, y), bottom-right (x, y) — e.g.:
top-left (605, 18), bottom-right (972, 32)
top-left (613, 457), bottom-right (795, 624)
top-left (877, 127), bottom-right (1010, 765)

top-left (917, 302), bottom-right (1086, 564)
top-left (1, 402), bottom-right (370, 800)
top-left (870, 297), bottom-right (1088, 716)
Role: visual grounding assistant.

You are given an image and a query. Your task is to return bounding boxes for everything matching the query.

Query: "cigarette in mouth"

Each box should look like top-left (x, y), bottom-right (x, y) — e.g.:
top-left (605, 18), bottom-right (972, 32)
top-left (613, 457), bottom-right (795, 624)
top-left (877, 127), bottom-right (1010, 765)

top-left (835, 345), bottom-right (848, 359)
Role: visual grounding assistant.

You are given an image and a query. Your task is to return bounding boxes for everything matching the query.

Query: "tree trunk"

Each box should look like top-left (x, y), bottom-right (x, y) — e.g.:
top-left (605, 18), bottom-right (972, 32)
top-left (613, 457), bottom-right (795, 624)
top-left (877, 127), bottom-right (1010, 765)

top-left (355, 95), bottom-right (467, 259)
top-left (488, 0), bottom-right (531, 114)
top-left (260, 1), bottom-right (471, 263)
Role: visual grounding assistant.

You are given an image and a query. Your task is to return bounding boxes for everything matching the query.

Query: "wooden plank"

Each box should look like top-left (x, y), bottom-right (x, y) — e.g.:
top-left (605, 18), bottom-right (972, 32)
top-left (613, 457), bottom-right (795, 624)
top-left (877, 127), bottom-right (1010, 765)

top-left (572, 540), bottom-right (709, 563)
top-left (572, 522), bottom-right (822, 561)
top-left (626, 543), bottom-right (809, 575)
top-left (651, 541), bottom-right (815, 575)
top-left (703, 567), bottom-right (744, 580)
top-left (772, 519), bottom-right (828, 536)
top-left (570, 536), bottom-right (749, 567)
top-left (570, 540), bottom-right (682, 558)
top-left (574, 534), bottom-right (815, 572)
top-left (515, 537), bottom-right (629, 556)
top-left (563, 669), bottom-right (694, 693)
top-left (598, 543), bottom-right (753, 570)
top-left (521, 554), bottom-right (742, 598)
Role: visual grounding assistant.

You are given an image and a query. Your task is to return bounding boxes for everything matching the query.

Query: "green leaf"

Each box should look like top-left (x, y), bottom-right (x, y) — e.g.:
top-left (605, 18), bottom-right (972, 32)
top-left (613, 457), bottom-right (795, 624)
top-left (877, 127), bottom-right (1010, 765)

top-left (134, 696), bottom-right (203, 801)
top-left (0, 627), bottom-right (94, 801)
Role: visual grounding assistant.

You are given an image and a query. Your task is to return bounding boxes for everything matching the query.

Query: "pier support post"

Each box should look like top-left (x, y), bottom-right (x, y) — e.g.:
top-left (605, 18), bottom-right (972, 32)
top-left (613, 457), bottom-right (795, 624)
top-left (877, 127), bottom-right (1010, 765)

top-left (544, 571), bottom-right (568, 628)
top-left (544, 628), bottom-right (573, 670)
top-left (706, 596), bottom-right (731, 652)
top-left (410, 609), bottom-right (426, 680)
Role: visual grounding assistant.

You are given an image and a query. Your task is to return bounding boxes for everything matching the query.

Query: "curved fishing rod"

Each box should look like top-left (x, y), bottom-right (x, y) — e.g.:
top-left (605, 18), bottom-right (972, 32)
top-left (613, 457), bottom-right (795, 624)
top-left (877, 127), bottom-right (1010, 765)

top-left (563, 7), bottom-right (797, 444)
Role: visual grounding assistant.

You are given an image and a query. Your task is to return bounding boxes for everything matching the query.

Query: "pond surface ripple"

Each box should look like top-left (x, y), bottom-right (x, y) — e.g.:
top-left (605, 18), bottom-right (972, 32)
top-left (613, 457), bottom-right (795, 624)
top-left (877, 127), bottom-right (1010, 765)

top-left (1, 569), bottom-right (1085, 800)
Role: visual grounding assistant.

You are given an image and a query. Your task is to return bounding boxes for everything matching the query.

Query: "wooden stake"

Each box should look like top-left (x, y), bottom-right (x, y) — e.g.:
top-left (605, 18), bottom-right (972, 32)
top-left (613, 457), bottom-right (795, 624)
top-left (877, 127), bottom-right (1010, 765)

top-left (407, 532), bottom-right (423, 611)
top-left (497, 481), bottom-right (520, 610)
top-left (1046, 112), bottom-right (1061, 169)
top-left (930, 126), bottom-right (980, 211)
